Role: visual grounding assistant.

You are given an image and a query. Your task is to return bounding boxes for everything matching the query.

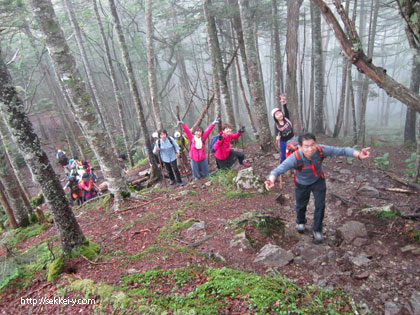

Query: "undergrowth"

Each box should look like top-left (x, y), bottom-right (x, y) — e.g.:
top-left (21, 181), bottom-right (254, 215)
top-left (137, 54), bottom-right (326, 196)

top-left (64, 266), bottom-right (356, 314)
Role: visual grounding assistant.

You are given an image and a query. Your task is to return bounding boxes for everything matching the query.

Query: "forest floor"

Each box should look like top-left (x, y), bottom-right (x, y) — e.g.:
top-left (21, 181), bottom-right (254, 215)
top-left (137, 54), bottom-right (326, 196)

top-left (1, 135), bottom-right (420, 314)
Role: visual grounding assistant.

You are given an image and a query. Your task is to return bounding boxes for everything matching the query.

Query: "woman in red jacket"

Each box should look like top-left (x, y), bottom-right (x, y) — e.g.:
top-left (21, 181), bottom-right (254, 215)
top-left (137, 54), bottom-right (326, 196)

top-left (213, 124), bottom-right (250, 169)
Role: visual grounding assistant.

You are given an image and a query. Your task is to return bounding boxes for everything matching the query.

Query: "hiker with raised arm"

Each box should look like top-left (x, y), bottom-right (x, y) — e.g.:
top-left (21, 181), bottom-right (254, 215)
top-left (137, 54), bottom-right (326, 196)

top-left (265, 132), bottom-right (371, 243)
top-left (213, 124), bottom-right (250, 170)
top-left (178, 118), bottom-right (219, 180)
top-left (153, 129), bottom-right (184, 187)
top-left (272, 93), bottom-right (294, 163)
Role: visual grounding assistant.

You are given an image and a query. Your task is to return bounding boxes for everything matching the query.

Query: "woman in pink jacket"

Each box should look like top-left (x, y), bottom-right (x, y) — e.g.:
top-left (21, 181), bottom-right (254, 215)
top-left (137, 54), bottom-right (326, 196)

top-left (179, 118), bottom-right (219, 180)
top-left (213, 124), bottom-right (250, 170)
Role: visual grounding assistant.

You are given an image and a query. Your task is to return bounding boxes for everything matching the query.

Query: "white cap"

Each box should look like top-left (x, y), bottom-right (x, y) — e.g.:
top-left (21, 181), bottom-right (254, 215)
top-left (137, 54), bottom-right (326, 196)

top-left (271, 108), bottom-right (282, 117)
top-left (174, 131), bottom-right (181, 138)
top-left (152, 132), bottom-right (158, 138)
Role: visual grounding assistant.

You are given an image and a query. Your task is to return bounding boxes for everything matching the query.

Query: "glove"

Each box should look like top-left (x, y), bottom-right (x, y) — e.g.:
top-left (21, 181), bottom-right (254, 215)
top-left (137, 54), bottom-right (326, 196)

top-left (212, 117), bottom-right (220, 125)
top-left (218, 134), bottom-right (223, 141)
top-left (177, 120), bottom-right (184, 125)
top-left (238, 128), bottom-right (245, 133)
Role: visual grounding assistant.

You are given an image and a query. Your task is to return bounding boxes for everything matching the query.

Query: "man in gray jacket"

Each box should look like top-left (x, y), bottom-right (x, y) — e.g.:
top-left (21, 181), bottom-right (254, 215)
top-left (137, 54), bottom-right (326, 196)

top-left (265, 132), bottom-right (371, 243)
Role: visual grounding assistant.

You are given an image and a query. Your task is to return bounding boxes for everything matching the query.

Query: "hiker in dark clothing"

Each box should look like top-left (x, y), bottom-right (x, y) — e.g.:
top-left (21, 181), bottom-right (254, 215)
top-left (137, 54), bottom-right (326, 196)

top-left (56, 150), bottom-right (69, 175)
top-left (265, 132), bottom-right (371, 243)
top-left (272, 94), bottom-right (294, 163)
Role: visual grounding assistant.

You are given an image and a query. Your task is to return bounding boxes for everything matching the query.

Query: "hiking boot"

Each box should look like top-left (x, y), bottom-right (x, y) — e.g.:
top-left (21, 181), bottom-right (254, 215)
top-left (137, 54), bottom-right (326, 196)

top-left (169, 180), bottom-right (175, 185)
top-left (296, 224), bottom-right (305, 234)
top-left (313, 231), bottom-right (323, 243)
top-left (178, 182), bottom-right (185, 187)
top-left (242, 162), bottom-right (251, 168)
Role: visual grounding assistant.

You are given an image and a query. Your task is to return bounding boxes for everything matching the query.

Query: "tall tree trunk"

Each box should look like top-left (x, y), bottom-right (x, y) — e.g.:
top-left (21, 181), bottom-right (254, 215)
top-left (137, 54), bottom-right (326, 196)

top-left (272, 0), bottom-right (284, 108)
top-left (286, 0), bottom-right (303, 134)
top-left (228, 0), bottom-right (251, 89)
top-left (357, 0), bottom-right (379, 145)
top-left (0, 145), bottom-right (30, 227)
top-left (404, 56), bottom-right (420, 143)
top-left (204, 0), bottom-right (236, 128)
top-left (238, 0), bottom-right (271, 151)
top-left (311, 1), bottom-right (324, 134)
top-left (29, 0), bottom-right (129, 209)
top-left (0, 47), bottom-right (87, 253)
top-left (0, 119), bottom-right (32, 202)
top-left (333, 61), bottom-right (349, 137)
top-left (92, 0), bottom-right (133, 166)
top-left (64, 0), bottom-right (118, 153)
top-left (107, 0), bottom-right (159, 179)
top-left (145, 0), bottom-right (163, 130)
top-left (0, 180), bottom-right (18, 229)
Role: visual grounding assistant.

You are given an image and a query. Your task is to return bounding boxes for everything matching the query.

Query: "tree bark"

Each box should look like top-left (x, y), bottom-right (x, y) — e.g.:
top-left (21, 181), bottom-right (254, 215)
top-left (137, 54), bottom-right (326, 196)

top-left (0, 47), bottom-right (87, 253)
top-left (311, 1), bottom-right (324, 134)
top-left (0, 180), bottom-right (18, 229)
top-left (285, 0), bottom-right (303, 134)
top-left (272, 0), bottom-right (284, 108)
top-left (238, 0), bottom-right (271, 151)
top-left (0, 144), bottom-right (30, 227)
top-left (145, 0), bottom-right (163, 130)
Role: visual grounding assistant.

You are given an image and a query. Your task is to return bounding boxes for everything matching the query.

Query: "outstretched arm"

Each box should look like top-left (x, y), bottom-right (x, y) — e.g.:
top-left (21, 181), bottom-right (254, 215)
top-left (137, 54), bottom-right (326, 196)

top-left (353, 147), bottom-right (371, 160)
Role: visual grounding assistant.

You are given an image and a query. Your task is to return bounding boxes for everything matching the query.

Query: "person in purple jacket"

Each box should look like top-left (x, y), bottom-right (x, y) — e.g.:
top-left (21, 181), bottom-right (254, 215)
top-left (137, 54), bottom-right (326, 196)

top-left (265, 132), bottom-right (371, 243)
top-left (178, 118), bottom-right (219, 180)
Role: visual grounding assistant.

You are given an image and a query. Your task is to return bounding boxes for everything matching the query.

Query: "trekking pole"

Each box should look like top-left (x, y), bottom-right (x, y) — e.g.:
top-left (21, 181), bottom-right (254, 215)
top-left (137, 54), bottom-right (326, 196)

top-left (156, 149), bottom-right (168, 188)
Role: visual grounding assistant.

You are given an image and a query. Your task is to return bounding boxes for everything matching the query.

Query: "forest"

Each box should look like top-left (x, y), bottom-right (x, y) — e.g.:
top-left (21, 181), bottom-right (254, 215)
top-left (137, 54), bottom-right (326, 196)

top-left (1, 0), bottom-right (420, 313)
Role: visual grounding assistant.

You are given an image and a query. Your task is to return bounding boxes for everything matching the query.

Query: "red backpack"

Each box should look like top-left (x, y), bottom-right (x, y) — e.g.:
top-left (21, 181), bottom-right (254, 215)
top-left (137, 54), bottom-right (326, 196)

top-left (285, 141), bottom-right (299, 159)
top-left (291, 144), bottom-right (325, 185)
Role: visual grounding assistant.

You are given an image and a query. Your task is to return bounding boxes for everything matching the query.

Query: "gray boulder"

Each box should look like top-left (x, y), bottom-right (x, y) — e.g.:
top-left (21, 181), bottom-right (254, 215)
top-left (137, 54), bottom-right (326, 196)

top-left (254, 244), bottom-right (294, 268)
top-left (233, 167), bottom-right (265, 193)
top-left (336, 221), bottom-right (368, 243)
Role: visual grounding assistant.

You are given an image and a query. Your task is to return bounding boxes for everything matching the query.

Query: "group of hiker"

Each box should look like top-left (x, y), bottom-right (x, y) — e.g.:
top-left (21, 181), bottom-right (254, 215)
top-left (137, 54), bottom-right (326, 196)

top-left (149, 116), bottom-right (251, 185)
top-left (56, 93), bottom-right (372, 244)
top-left (56, 150), bottom-right (99, 205)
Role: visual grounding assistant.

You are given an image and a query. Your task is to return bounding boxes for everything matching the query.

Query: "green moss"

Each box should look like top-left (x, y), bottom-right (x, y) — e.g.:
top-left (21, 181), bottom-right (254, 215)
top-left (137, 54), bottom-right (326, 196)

top-left (70, 241), bottom-right (100, 260)
top-left (47, 257), bottom-right (65, 281)
top-left (0, 223), bottom-right (50, 248)
top-left (210, 169), bottom-right (237, 189)
top-left (157, 218), bottom-right (201, 241)
top-left (121, 191), bottom-right (131, 199)
top-left (30, 193), bottom-right (44, 208)
top-left (375, 210), bottom-right (398, 219)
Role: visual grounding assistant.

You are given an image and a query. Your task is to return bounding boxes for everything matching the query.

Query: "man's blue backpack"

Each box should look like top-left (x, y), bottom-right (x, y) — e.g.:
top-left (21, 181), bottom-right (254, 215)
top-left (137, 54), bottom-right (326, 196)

top-left (209, 135), bottom-right (219, 153)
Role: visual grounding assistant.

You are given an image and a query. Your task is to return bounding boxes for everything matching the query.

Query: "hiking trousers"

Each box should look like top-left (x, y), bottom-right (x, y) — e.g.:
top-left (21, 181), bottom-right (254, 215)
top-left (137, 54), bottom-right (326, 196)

top-left (216, 150), bottom-right (244, 169)
top-left (191, 158), bottom-right (209, 179)
top-left (163, 160), bottom-right (182, 183)
top-left (295, 177), bottom-right (326, 232)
